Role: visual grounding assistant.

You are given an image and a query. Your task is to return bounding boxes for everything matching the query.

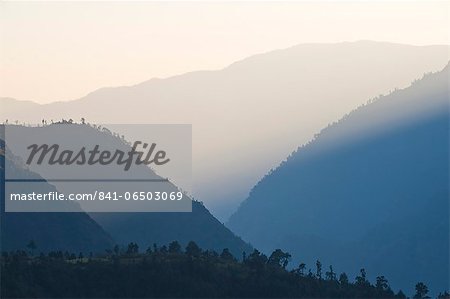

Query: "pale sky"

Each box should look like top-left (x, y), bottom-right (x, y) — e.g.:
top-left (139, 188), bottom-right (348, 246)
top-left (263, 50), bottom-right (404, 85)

top-left (1, 1), bottom-right (449, 104)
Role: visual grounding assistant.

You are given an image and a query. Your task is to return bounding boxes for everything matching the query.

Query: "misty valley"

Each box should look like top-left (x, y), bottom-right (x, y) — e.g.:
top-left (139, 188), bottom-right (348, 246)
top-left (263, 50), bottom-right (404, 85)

top-left (1, 41), bottom-right (449, 299)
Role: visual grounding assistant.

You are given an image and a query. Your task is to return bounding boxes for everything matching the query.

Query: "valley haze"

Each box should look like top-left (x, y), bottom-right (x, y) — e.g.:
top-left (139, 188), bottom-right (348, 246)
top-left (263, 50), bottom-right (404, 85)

top-left (1, 1), bottom-right (449, 297)
top-left (1, 41), bottom-right (449, 220)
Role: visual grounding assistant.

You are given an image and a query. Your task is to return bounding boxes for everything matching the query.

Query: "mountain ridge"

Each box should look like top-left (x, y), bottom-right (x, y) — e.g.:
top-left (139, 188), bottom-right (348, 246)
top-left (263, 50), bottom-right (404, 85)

top-left (1, 41), bottom-right (449, 220)
top-left (5, 40), bottom-right (448, 105)
top-left (227, 64), bottom-right (449, 294)
top-left (1, 124), bottom-right (252, 257)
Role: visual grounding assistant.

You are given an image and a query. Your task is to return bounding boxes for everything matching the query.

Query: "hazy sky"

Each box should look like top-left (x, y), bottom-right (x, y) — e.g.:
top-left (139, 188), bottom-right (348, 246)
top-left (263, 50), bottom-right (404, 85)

top-left (1, 1), bottom-right (449, 104)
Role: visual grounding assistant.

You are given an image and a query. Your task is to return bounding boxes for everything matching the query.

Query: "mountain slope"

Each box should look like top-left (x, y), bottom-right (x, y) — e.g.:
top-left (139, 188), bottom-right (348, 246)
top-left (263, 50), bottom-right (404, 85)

top-left (90, 201), bottom-right (252, 258)
top-left (0, 146), bottom-right (115, 253)
top-left (1, 125), bottom-right (251, 257)
top-left (1, 41), bottom-right (449, 219)
top-left (228, 64), bottom-right (449, 294)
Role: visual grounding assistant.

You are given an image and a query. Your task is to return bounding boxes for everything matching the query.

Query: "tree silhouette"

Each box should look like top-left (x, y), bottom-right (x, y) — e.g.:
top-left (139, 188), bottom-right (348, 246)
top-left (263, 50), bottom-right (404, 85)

top-left (168, 241), bottom-right (182, 254)
top-left (316, 260), bottom-right (322, 279)
top-left (339, 272), bottom-right (349, 285)
top-left (325, 265), bottom-right (336, 281)
top-left (126, 242), bottom-right (139, 255)
top-left (185, 241), bottom-right (201, 257)
top-left (245, 249), bottom-right (267, 272)
top-left (413, 282), bottom-right (430, 299)
top-left (113, 245), bottom-right (120, 255)
top-left (297, 263), bottom-right (306, 276)
top-left (376, 276), bottom-right (389, 291)
top-left (220, 248), bottom-right (235, 261)
top-left (268, 249), bottom-right (291, 269)
top-left (26, 240), bottom-right (37, 256)
top-left (355, 268), bottom-right (369, 286)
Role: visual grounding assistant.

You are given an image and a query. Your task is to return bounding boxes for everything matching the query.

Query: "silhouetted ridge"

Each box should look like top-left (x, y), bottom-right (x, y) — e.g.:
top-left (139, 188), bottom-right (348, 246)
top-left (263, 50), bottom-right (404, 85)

top-left (0, 146), bottom-right (114, 253)
top-left (228, 65), bottom-right (449, 296)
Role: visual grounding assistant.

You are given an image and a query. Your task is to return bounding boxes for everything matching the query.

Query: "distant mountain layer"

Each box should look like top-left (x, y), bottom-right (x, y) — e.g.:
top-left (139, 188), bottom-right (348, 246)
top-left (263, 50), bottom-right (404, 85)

top-left (228, 64), bottom-right (449, 295)
top-left (1, 41), bottom-right (449, 219)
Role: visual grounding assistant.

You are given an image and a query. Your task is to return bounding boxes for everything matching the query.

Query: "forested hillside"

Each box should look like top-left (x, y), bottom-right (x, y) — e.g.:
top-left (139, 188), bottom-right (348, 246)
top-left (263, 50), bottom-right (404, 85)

top-left (228, 64), bottom-right (450, 295)
top-left (2, 241), bottom-right (435, 298)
